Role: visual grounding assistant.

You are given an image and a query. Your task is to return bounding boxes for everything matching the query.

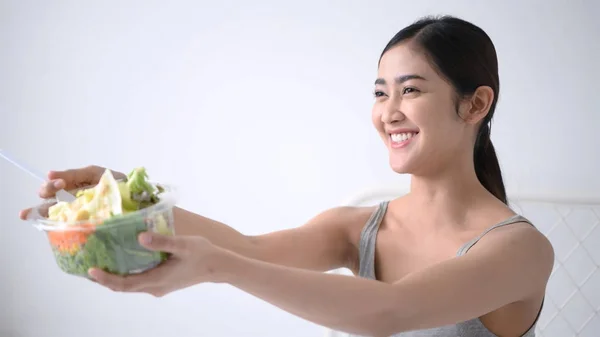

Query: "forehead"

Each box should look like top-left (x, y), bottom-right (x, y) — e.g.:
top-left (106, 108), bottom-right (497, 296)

top-left (377, 43), bottom-right (437, 80)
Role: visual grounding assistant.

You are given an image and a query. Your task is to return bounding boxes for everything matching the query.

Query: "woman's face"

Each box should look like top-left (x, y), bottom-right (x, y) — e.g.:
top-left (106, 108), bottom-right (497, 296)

top-left (371, 43), bottom-right (478, 176)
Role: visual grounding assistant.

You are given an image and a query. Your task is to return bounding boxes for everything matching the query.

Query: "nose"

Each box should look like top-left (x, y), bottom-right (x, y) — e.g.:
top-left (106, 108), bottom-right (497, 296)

top-left (381, 97), bottom-right (405, 125)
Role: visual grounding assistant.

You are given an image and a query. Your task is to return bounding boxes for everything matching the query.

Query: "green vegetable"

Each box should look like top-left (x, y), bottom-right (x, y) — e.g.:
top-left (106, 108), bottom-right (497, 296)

top-left (53, 234), bottom-right (114, 276)
top-left (50, 211), bottom-right (172, 278)
top-left (118, 182), bottom-right (140, 212)
top-left (46, 167), bottom-right (174, 279)
top-left (93, 212), bottom-right (169, 275)
top-left (127, 168), bottom-right (157, 198)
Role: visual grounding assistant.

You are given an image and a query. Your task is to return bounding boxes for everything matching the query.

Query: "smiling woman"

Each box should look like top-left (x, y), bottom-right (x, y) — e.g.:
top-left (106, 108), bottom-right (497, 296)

top-left (371, 17), bottom-right (505, 204)
top-left (20, 14), bottom-right (554, 337)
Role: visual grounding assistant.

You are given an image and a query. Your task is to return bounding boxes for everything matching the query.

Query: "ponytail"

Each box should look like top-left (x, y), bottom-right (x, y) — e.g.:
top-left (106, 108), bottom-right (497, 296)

top-left (474, 124), bottom-right (507, 204)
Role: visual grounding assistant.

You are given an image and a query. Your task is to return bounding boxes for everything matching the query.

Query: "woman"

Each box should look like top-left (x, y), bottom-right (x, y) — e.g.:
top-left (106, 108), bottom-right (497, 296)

top-left (20, 15), bottom-right (554, 337)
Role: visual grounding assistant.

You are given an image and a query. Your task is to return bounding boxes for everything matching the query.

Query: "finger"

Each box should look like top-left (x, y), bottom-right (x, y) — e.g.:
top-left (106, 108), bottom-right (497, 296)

top-left (20, 201), bottom-right (51, 220)
top-left (19, 208), bottom-right (31, 221)
top-left (145, 289), bottom-right (168, 298)
top-left (88, 260), bottom-right (175, 293)
top-left (39, 166), bottom-right (104, 199)
top-left (39, 166), bottom-right (126, 199)
top-left (88, 268), bottom-right (148, 293)
top-left (48, 165), bottom-right (101, 183)
top-left (38, 179), bottom-right (66, 198)
top-left (138, 232), bottom-right (188, 255)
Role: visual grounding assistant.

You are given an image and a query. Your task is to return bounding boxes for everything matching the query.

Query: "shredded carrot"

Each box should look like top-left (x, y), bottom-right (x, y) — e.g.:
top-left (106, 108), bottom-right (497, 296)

top-left (47, 223), bottom-right (96, 255)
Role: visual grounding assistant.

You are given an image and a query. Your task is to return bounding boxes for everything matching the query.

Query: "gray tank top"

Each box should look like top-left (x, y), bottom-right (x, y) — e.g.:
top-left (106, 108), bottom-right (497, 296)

top-left (351, 201), bottom-right (542, 337)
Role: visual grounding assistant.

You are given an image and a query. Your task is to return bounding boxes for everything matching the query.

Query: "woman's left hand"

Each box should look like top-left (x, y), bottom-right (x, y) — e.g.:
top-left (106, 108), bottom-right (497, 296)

top-left (88, 232), bottom-right (223, 297)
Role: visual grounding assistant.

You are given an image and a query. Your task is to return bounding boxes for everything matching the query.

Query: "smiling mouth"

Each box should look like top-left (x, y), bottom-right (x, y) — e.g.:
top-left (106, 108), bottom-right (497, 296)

top-left (390, 132), bottom-right (417, 142)
top-left (389, 131), bottom-right (418, 148)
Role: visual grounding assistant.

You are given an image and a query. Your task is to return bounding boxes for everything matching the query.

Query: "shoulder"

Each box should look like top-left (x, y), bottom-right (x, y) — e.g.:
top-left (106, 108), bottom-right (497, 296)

top-left (467, 217), bottom-right (555, 286)
top-left (300, 204), bottom-right (381, 244)
top-left (473, 217), bottom-right (554, 257)
top-left (307, 204), bottom-right (380, 232)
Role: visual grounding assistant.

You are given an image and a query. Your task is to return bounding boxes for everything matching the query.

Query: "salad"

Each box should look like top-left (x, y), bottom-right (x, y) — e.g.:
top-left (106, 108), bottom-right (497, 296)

top-left (41, 167), bottom-right (175, 278)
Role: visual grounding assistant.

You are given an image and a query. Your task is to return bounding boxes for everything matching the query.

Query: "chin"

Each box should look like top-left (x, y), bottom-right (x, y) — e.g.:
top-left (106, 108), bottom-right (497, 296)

top-left (390, 167), bottom-right (411, 174)
top-left (389, 159), bottom-right (413, 174)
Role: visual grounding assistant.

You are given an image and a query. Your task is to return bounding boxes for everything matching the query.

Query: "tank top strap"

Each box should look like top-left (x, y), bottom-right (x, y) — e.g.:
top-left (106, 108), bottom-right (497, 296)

top-left (456, 214), bottom-right (535, 256)
top-left (357, 201), bottom-right (389, 278)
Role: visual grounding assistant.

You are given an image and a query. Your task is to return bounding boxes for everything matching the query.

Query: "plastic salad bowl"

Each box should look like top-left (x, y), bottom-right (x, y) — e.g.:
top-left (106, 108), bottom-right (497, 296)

top-left (26, 168), bottom-right (177, 279)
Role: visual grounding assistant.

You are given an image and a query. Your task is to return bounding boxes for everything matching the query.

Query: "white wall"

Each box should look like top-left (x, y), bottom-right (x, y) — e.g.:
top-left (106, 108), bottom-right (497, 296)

top-left (0, 1), bottom-right (598, 336)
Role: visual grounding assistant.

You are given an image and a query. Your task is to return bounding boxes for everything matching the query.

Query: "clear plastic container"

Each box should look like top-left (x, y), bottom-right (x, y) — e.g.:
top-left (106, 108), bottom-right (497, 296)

top-left (27, 182), bottom-right (177, 279)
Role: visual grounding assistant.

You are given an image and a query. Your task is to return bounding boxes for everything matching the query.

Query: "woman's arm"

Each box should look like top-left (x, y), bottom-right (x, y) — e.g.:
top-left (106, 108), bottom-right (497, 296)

top-left (213, 223), bottom-right (554, 337)
top-left (173, 206), bottom-right (369, 272)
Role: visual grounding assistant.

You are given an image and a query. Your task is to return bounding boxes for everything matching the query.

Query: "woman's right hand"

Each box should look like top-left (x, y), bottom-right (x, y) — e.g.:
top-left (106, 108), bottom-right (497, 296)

top-left (18, 165), bottom-right (126, 221)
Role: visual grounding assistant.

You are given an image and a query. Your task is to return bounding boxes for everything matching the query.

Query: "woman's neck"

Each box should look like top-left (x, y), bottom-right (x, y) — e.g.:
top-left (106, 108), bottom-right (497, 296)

top-left (404, 161), bottom-right (489, 228)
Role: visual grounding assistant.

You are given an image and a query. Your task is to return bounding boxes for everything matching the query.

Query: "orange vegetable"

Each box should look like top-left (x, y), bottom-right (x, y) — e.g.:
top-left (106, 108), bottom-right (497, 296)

top-left (47, 223), bottom-right (97, 255)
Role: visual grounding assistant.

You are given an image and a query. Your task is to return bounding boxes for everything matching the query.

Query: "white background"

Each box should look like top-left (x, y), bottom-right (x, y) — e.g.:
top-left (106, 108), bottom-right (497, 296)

top-left (0, 1), bottom-right (598, 336)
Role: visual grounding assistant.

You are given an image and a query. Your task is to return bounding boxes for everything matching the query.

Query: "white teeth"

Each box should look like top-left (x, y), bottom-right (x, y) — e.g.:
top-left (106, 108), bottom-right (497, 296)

top-left (390, 132), bottom-right (416, 143)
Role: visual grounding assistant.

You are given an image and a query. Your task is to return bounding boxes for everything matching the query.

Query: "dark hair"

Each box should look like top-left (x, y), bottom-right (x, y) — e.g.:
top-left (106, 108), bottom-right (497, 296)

top-left (379, 15), bottom-right (507, 204)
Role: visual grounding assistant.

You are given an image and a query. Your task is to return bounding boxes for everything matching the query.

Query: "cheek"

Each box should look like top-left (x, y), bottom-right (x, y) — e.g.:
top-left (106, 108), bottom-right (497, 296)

top-left (414, 112), bottom-right (460, 150)
top-left (371, 106), bottom-right (383, 131)
top-left (423, 122), bottom-right (465, 154)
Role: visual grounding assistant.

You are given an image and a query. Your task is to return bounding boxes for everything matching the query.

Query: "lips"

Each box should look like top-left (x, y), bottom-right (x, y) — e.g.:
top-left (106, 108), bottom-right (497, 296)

top-left (388, 131), bottom-right (419, 149)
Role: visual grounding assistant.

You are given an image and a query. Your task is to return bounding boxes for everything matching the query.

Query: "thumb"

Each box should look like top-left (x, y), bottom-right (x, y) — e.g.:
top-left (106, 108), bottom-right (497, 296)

top-left (138, 232), bottom-right (185, 254)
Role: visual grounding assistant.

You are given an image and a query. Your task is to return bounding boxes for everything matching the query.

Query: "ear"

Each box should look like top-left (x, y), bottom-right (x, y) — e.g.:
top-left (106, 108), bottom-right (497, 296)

top-left (458, 86), bottom-right (494, 125)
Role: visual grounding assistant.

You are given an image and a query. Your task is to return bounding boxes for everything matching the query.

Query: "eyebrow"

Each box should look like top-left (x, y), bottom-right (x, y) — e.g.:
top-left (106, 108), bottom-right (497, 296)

top-left (374, 74), bottom-right (426, 85)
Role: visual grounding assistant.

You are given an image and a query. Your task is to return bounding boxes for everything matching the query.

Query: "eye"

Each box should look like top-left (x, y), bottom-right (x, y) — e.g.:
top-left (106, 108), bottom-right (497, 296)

top-left (373, 90), bottom-right (387, 98)
top-left (402, 87), bottom-right (419, 95)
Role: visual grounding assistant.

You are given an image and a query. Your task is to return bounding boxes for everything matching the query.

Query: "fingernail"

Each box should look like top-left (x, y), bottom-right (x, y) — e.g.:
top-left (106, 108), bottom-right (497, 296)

top-left (53, 180), bottom-right (64, 189)
top-left (139, 232), bottom-right (152, 245)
